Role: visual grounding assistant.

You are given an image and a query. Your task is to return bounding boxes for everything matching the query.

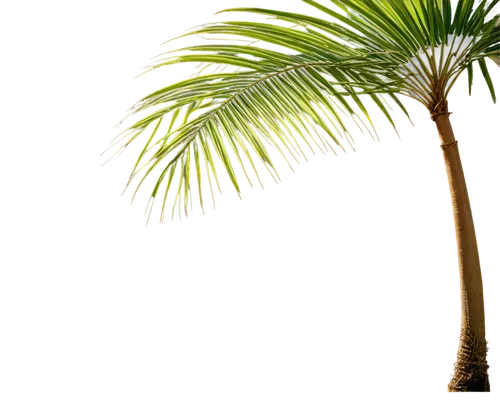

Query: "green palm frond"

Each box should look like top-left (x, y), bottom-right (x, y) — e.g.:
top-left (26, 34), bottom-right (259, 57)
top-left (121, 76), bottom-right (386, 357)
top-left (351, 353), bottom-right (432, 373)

top-left (109, 0), bottom-right (500, 222)
top-left (313, 0), bottom-right (500, 107)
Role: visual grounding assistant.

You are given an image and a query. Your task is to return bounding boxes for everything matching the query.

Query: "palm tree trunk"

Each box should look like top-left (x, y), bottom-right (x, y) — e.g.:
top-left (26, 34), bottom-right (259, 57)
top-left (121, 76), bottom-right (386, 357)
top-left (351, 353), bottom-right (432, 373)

top-left (432, 110), bottom-right (490, 392)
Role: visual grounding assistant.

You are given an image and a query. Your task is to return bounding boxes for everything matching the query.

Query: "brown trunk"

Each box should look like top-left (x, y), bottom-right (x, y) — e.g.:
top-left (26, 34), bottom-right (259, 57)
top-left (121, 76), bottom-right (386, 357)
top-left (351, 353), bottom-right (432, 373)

top-left (432, 110), bottom-right (490, 392)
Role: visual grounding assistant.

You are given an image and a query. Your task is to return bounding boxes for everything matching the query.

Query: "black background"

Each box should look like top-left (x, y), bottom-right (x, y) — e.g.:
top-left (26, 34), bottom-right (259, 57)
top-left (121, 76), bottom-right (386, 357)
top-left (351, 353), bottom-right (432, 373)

top-left (91, 1), bottom-right (499, 398)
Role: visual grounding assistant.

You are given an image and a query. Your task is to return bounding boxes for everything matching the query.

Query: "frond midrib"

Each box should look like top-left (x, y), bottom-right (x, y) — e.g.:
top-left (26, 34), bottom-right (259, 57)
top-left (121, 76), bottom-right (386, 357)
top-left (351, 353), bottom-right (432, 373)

top-left (146, 59), bottom-right (375, 168)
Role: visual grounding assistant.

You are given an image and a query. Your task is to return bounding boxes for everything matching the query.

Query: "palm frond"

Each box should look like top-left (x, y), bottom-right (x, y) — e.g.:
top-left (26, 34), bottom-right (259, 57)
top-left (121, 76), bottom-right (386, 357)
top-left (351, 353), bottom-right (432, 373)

top-left (110, 0), bottom-right (500, 222)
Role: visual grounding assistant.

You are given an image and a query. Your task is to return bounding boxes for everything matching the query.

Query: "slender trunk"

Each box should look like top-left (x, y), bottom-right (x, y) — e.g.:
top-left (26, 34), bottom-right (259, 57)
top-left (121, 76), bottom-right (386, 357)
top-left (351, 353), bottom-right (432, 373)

top-left (432, 110), bottom-right (490, 392)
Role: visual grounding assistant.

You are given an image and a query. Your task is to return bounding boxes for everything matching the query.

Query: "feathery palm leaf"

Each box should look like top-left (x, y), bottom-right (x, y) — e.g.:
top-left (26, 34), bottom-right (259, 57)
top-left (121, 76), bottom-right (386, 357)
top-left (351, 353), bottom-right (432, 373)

top-left (109, 0), bottom-right (500, 222)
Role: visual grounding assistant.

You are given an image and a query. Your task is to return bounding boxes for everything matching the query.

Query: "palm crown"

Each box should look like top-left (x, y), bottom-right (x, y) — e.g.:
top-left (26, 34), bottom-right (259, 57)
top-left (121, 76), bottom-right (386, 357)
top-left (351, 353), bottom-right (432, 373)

top-left (108, 0), bottom-right (500, 222)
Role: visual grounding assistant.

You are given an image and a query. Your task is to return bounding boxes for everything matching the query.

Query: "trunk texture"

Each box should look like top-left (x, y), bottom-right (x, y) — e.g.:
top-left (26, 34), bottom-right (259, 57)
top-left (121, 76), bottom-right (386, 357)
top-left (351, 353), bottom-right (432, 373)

top-left (432, 111), bottom-right (490, 392)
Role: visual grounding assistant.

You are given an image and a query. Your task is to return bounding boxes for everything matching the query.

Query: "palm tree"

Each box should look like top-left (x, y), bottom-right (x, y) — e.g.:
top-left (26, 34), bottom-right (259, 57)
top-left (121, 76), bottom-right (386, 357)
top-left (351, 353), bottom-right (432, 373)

top-left (108, 0), bottom-right (499, 392)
